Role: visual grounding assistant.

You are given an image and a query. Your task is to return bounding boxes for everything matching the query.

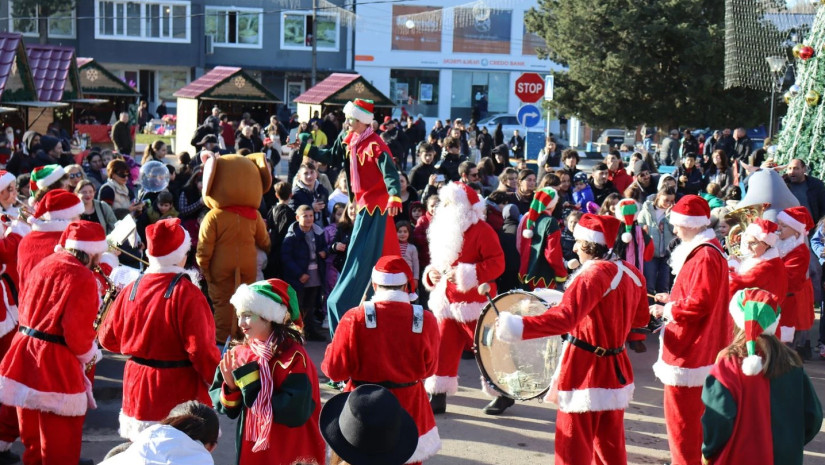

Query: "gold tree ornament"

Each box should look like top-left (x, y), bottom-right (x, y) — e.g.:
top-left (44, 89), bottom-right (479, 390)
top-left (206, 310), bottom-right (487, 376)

top-left (784, 91), bottom-right (793, 104)
top-left (806, 89), bottom-right (821, 106)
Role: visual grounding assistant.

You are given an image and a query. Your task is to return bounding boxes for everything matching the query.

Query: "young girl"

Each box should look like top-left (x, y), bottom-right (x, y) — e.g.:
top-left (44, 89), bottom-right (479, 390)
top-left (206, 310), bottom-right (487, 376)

top-left (211, 278), bottom-right (326, 465)
top-left (324, 202), bottom-right (346, 296)
top-left (395, 221), bottom-right (419, 292)
top-left (561, 210), bottom-right (582, 262)
top-left (701, 288), bottom-right (822, 465)
top-left (329, 203), bottom-right (355, 280)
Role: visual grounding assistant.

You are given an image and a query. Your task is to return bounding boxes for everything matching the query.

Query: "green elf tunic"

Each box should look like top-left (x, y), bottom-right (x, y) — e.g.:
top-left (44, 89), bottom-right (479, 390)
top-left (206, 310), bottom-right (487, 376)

top-left (211, 341), bottom-right (325, 465)
top-left (701, 355), bottom-right (822, 465)
top-left (518, 213), bottom-right (568, 289)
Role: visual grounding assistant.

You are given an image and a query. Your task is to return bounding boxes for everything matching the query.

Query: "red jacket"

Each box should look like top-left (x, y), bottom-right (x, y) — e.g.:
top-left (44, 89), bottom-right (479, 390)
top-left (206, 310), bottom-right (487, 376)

top-left (780, 243), bottom-right (815, 330)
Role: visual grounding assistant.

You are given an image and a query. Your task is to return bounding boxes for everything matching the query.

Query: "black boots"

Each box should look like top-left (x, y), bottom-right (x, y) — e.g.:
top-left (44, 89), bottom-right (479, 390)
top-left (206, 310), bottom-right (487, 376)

top-left (0, 450), bottom-right (19, 465)
top-left (429, 393), bottom-right (446, 414)
top-left (482, 396), bottom-right (515, 415)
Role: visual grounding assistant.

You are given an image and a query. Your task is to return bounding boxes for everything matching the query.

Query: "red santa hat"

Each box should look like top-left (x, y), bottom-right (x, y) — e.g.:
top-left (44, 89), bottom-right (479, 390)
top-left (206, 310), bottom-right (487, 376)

top-left (744, 217), bottom-right (779, 247)
top-left (145, 218), bottom-right (191, 268)
top-left (371, 255), bottom-right (417, 300)
top-left (438, 181), bottom-right (486, 224)
top-left (33, 189), bottom-right (84, 221)
top-left (729, 288), bottom-right (781, 376)
top-left (522, 187), bottom-right (559, 239)
top-left (0, 170), bottom-right (15, 191)
top-left (231, 278), bottom-right (300, 325)
top-left (343, 98), bottom-right (375, 125)
top-left (56, 220), bottom-right (108, 255)
top-left (669, 194), bottom-right (711, 228)
top-left (777, 206), bottom-right (814, 236)
top-left (98, 252), bottom-right (119, 276)
top-left (573, 213), bottom-right (621, 249)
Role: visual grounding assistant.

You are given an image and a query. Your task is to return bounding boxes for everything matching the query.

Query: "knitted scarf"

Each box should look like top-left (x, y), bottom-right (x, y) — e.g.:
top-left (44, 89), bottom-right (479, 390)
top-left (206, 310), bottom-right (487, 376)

top-left (245, 333), bottom-right (275, 452)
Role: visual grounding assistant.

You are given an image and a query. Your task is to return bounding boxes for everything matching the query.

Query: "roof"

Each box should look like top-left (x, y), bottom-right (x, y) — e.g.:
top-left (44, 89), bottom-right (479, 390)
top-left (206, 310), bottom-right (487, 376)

top-left (0, 32), bottom-right (38, 103)
top-left (26, 44), bottom-right (81, 102)
top-left (174, 66), bottom-right (280, 103)
top-left (77, 57), bottom-right (139, 97)
top-left (293, 73), bottom-right (394, 107)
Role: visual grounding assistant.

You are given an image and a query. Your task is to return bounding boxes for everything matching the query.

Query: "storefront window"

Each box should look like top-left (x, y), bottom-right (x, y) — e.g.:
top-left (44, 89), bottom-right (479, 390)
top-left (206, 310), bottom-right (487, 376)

top-left (390, 69), bottom-right (439, 117)
top-left (158, 70), bottom-right (188, 103)
top-left (451, 71), bottom-right (509, 121)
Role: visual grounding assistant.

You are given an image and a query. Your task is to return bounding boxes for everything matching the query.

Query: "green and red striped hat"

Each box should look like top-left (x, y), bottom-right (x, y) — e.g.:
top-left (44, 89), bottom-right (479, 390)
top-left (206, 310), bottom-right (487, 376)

top-left (343, 98), bottom-right (375, 125)
top-left (615, 199), bottom-right (639, 243)
top-left (231, 279), bottom-right (300, 325)
top-left (522, 187), bottom-right (559, 239)
top-left (729, 288), bottom-right (781, 376)
top-left (30, 164), bottom-right (65, 192)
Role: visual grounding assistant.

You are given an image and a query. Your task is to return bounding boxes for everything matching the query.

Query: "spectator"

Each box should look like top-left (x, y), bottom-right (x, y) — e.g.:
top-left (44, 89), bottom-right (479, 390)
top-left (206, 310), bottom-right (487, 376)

top-left (496, 167), bottom-right (518, 194)
top-left (478, 157), bottom-right (499, 192)
top-left (571, 171), bottom-right (595, 211)
top-left (413, 195), bottom-right (437, 281)
top-left (637, 187), bottom-right (676, 294)
top-left (493, 122), bottom-right (504, 146)
top-left (598, 192), bottom-right (621, 216)
top-left (589, 162), bottom-right (619, 205)
top-left (155, 100), bottom-right (168, 118)
top-left (658, 129), bottom-right (680, 166)
top-left (437, 137), bottom-right (463, 182)
top-left (476, 126), bottom-right (494, 159)
top-left (98, 159), bottom-right (139, 219)
top-left (409, 143), bottom-right (437, 194)
top-left (605, 150), bottom-right (633, 194)
top-left (559, 148), bottom-right (581, 178)
top-left (731, 127), bottom-right (752, 177)
top-left (704, 149), bottom-right (733, 193)
top-left (111, 112), bottom-right (133, 156)
top-left (264, 181), bottom-right (295, 278)
top-left (395, 220), bottom-right (419, 291)
top-left (177, 168), bottom-right (205, 259)
top-left (310, 121), bottom-right (328, 148)
top-left (703, 130), bottom-right (722, 159)
top-left (327, 175), bottom-right (349, 214)
top-left (141, 139), bottom-right (168, 165)
top-left (537, 136), bottom-right (561, 180)
top-left (190, 118), bottom-right (220, 153)
top-left (290, 162), bottom-right (330, 227)
top-left (398, 172), bottom-right (419, 222)
top-left (485, 189), bottom-right (506, 232)
top-left (31, 135), bottom-right (66, 169)
top-left (512, 169), bottom-right (536, 214)
top-left (236, 126), bottom-right (261, 153)
top-left (65, 163), bottom-right (86, 192)
top-left (675, 152), bottom-right (704, 195)
top-left (327, 202), bottom-right (355, 287)
top-left (625, 161), bottom-right (658, 204)
top-left (680, 129), bottom-right (699, 158)
top-left (700, 183), bottom-right (725, 210)
top-left (497, 200), bottom-right (522, 293)
top-left (785, 159), bottom-right (825, 224)
top-left (84, 151), bottom-right (106, 190)
top-left (15, 173), bottom-right (29, 199)
top-left (508, 129), bottom-right (525, 159)
top-left (144, 189), bottom-right (179, 223)
top-left (458, 161), bottom-right (479, 185)
top-left (561, 210), bottom-right (583, 262)
top-left (76, 180), bottom-right (117, 234)
top-left (323, 202), bottom-right (345, 295)
top-left (491, 144), bottom-right (510, 175)
top-left (553, 171), bottom-right (575, 220)
top-left (137, 100), bottom-right (152, 131)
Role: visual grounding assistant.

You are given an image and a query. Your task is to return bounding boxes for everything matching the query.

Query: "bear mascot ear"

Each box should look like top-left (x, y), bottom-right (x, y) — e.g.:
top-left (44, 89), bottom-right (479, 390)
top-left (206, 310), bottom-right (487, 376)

top-left (201, 151), bottom-right (220, 198)
top-left (245, 152), bottom-right (273, 193)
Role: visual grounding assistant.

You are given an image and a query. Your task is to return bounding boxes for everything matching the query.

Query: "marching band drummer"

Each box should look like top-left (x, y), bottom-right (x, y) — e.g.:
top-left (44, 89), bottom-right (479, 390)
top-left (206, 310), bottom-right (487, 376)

top-left (496, 214), bottom-right (649, 465)
top-left (99, 218), bottom-right (220, 442)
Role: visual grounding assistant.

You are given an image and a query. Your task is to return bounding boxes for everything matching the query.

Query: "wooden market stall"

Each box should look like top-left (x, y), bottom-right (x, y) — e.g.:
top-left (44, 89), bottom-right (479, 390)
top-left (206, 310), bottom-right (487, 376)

top-left (74, 57), bottom-right (139, 144)
top-left (293, 73), bottom-right (394, 123)
top-left (174, 66), bottom-right (281, 155)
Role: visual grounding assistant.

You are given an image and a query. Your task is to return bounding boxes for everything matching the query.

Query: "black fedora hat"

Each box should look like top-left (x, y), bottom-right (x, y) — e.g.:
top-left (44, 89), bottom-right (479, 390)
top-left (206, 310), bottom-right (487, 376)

top-left (321, 385), bottom-right (418, 465)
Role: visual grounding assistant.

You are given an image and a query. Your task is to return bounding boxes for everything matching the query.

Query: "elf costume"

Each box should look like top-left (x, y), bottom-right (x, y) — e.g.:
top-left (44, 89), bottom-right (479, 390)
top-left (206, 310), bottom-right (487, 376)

top-left (322, 255), bottom-right (441, 464)
top-left (518, 187), bottom-right (567, 289)
top-left (653, 195), bottom-right (731, 465)
top-left (701, 288), bottom-right (822, 465)
top-left (0, 221), bottom-right (107, 465)
top-left (29, 164), bottom-right (65, 200)
top-left (210, 279), bottom-right (325, 465)
top-left (310, 98), bottom-right (402, 335)
top-left (776, 206), bottom-right (815, 342)
top-left (728, 218), bottom-right (788, 312)
top-left (99, 218), bottom-right (221, 440)
top-left (613, 199), bottom-right (654, 349)
top-left (497, 214), bottom-right (649, 465)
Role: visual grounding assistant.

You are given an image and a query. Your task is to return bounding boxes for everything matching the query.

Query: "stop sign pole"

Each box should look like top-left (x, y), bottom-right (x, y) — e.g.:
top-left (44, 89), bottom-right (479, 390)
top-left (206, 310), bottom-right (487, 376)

top-left (515, 72), bottom-right (545, 103)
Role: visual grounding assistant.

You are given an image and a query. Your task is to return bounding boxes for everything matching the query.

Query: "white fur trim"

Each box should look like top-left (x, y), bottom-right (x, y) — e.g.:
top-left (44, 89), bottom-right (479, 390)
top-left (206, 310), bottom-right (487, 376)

top-left (0, 376), bottom-right (88, 416)
top-left (669, 211), bottom-right (710, 228)
top-left (64, 238), bottom-right (108, 255)
top-left (30, 219), bottom-right (70, 232)
top-left (662, 302), bottom-right (675, 322)
top-left (0, 305), bottom-right (16, 338)
top-left (343, 101), bottom-right (374, 125)
top-left (573, 224), bottom-right (606, 245)
top-left (371, 290), bottom-right (410, 303)
top-left (147, 228), bottom-right (191, 268)
top-left (371, 269), bottom-right (408, 287)
top-left (406, 426), bottom-right (441, 463)
top-left (556, 383), bottom-right (635, 413)
top-left (7, 219), bottom-right (30, 237)
top-left (669, 228), bottom-right (717, 276)
top-left (119, 409), bottom-right (158, 441)
top-left (0, 172), bottom-right (14, 192)
top-left (42, 201), bottom-right (84, 221)
top-left (424, 375), bottom-right (458, 395)
top-left (742, 355), bottom-right (763, 376)
top-left (453, 263), bottom-right (478, 292)
top-left (77, 344), bottom-right (101, 365)
top-left (744, 223), bottom-right (778, 247)
top-left (777, 211), bottom-right (807, 235)
top-left (779, 326), bottom-right (795, 343)
top-left (100, 252), bottom-right (119, 270)
top-left (230, 283), bottom-right (288, 324)
top-left (737, 247), bottom-right (780, 275)
top-left (496, 312), bottom-right (524, 343)
top-left (36, 166), bottom-right (65, 190)
top-left (446, 301), bottom-right (485, 323)
top-left (480, 376), bottom-right (499, 398)
top-left (652, 360), bottom-right (712, 387)
top-left (532, 288), bottom-right (564, 305)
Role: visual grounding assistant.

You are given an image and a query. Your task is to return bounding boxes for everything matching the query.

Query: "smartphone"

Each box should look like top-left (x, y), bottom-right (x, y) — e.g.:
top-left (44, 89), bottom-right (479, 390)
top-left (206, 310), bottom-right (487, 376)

top-left (435, 174), bottom-right (445, 183)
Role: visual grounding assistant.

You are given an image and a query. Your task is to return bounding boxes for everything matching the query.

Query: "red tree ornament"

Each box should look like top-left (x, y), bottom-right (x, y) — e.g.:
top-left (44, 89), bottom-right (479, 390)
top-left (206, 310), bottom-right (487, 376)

top-left (799, 45), bottom-right (815, 60)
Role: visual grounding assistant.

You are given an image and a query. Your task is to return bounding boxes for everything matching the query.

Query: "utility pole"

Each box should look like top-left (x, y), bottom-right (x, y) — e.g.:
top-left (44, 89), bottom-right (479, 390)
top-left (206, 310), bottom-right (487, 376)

top-left (311, 0), bottom-right (318, 86)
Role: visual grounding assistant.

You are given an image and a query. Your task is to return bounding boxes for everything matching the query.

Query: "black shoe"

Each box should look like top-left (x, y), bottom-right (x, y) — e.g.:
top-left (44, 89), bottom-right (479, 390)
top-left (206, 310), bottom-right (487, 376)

top-left (0, 450), bottom-right (19, 465)
top-left (429, 393), bottom-right (446, 414)
top-left (461, 350), bottom-right (475, 360)
top-left (78, 458), bottom-right (94, 465)
top-left (483, 395), bottom-right (515, 415)
top-left (628, 340), bottom-right (647, 353)
top-left (305, 328), bottom-right (328, 342)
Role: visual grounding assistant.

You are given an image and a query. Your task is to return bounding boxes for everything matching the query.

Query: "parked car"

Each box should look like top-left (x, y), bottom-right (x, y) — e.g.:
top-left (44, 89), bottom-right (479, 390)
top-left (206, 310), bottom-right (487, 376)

top-left (477, 113), bottom-right (546, 138)
top-left (595, 129), bottom-right (636, 151)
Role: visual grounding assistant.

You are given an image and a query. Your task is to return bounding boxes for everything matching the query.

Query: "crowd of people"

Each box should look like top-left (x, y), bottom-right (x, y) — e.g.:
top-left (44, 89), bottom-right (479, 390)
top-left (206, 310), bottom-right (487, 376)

top-left (0, 98), bottom-right (821, 465)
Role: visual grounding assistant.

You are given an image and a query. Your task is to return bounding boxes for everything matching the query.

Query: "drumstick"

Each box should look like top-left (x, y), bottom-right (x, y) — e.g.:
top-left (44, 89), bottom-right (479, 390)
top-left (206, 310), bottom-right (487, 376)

top-left (477, 283), bottom-right (499, 316)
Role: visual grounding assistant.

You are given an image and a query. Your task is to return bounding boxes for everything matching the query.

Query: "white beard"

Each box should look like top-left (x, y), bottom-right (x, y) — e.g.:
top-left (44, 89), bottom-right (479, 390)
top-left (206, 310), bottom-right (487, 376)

top-left (669, 228), bottom-right (717, 276)
top-left (776, 235), bottom-right (806, 258)
top-left (428, 201), bottom-right (475, 271)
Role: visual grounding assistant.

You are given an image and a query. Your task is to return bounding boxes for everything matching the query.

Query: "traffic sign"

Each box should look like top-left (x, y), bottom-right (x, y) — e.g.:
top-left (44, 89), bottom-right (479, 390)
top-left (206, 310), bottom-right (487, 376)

top-left (515, 72), bottom-right (545, 103)
top-left (517, 104), bottom-right (542, 128)
top-left (544, 75), bottom-right (554, 101)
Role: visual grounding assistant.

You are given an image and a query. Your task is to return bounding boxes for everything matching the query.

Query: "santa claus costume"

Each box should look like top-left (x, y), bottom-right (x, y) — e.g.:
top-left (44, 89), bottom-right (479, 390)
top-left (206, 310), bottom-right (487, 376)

top-left (422, 182), bottom-right (504, 413)
top-left (652, 195), bottom-right (731, 465)
top-left (0, 221), bottom-right (107, 465)
top-left (775, 206), bottom-right (816, 345)
top-left (518, 187), bottom-right (568, 289)
top-left (322, 255), bottom-right (441, 464)
top-left (99, 218), bottom-right (221, 441)
top-left (497, 214), bottom-right (649, 465)
top-left (728, 218), bottom-right (788, 311)
top-left (17, 189), bottom-right (83, 293)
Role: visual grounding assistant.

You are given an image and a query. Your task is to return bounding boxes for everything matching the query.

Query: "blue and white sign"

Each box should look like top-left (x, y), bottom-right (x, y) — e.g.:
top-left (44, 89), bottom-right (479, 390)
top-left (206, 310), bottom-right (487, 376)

top-left (517, 104), bottom-right (542, 128)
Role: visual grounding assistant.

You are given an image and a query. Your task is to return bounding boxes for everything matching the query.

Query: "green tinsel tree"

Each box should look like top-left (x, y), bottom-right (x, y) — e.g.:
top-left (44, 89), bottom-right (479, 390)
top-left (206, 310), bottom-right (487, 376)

top-left (776, 6), bottom-right (825, 177)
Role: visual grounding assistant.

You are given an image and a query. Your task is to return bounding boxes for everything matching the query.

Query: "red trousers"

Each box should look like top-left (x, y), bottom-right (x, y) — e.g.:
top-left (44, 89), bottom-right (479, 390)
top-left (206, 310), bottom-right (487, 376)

top-left (554, 409), bottom-right (626, 465)
top-left (0, 330), bottom-right (18, 448)
top-left (17, 408), bottom-right (84, 465)
top-left (664, 385), bottom-right (704, 465)
top-left (435, 318), bottom-right (476, 379)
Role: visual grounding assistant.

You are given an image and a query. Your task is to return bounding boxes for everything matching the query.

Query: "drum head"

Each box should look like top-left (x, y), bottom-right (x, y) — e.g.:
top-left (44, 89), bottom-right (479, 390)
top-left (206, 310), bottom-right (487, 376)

top-left (474, 290), bottom-right (564, 400)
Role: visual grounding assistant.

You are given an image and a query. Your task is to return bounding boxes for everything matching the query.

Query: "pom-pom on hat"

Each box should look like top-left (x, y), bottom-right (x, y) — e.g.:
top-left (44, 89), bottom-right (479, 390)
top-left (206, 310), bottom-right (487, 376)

top-left (744, 218), bottom-right (779, 247)
top-left (372, 255), bottom-right (417, 300)
top-left (231, 278), bottom-right (300, 325)
top-left (146, 218), bottom-right (191, 268)
top-left (33, 189), bottom-right (83, 221)
top-left (0, 170), bottom-right (15, 191)
top-left (669, 194), bottom-right (711, 228)
top-left (573, 213), bottom-right (621, 249)
top-left (56, 220), bottom-right (108, 255)
top-left (729, 288), bottom-right (781, 376)
top-left (615, 199), bottom-right (640, 243)
top-left (30, 164), bottom-right (65, 191)
top-left (343, 99), bottom-right (375, 125)
top-left (522, 187), bottom-right (559, 239)
top-left (777, 206), bottom-right (814, 236)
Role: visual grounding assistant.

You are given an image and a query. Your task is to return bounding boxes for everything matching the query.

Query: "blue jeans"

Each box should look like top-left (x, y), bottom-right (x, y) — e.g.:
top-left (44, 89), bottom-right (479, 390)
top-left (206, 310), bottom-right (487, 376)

top-left (643, 257), bottom-right (671, 294)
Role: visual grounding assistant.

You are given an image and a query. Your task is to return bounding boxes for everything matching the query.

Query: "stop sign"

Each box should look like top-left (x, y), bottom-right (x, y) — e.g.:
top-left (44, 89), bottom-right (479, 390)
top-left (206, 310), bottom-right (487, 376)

top-left (514, 73), bottom-right (545, 103)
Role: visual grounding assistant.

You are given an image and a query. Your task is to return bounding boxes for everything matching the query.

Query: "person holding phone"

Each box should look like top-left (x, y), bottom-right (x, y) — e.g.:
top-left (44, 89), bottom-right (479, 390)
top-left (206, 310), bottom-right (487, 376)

top-left (290, 162), bottom-right (330, 228)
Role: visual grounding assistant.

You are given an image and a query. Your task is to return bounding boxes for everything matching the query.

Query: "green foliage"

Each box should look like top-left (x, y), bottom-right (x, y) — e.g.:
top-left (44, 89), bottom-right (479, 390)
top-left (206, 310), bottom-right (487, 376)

top-left (525, 0), bottom-right (764, 129)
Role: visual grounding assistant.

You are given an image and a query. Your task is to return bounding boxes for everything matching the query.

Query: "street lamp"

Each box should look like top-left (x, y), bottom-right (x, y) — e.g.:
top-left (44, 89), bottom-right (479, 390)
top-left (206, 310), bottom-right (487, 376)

top-left (766, 55), bottom-right (787, 138)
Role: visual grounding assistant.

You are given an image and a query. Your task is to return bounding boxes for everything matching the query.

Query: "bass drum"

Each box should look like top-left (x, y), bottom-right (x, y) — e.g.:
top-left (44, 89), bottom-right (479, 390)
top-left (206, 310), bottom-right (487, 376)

top-left (474, 289), bottom-right (564, 400)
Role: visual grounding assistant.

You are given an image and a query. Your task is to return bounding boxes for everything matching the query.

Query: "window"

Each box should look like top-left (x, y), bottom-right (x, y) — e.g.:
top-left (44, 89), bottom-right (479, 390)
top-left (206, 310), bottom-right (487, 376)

top-left (281, 11), bottom-right (339, 51)
top-left (95, 1), bottom-right (190, 42)
top-left (205, 7), bottom-right (262, 48)
top-left (8, 1), bottom-right (75, 38)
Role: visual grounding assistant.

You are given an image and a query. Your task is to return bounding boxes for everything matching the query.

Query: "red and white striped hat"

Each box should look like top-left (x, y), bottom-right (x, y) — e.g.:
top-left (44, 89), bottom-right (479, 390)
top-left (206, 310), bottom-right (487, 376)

top-left (669, 194), bottom-right (711, 228)
top-left (777, 206), bottom-right (814, 235)
top-left (56, 220), bottom-right (108, 255)
top-left (573, 213), bottom-right (621, 249)
top-left (146, 218), bottom-right (191, 268)
top-left (372, 255), bottom-right (416, 300)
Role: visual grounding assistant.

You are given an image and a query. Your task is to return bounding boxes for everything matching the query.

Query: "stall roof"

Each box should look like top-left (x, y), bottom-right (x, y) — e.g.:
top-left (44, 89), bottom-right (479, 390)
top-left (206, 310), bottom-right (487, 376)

top-left (293, 73), bottom-right (394, 107)
top-left (26, 44), bottom-right (81, 102)
top-left (0, 32), bottom-right (38, 103)
top-left (77, 57), bottom-right (139, 97)
top-left (174, 66), bottom-right (281, 103)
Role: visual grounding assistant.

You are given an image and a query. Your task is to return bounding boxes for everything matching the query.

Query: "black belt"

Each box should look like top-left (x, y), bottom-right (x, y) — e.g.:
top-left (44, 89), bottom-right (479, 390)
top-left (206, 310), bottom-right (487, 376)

top-left (565, 335), bottom-right (624, 357)
top-left (19, 326), bottom-right (66, 346)
top-left (351, 379), bottom-right (419, 389)
top-left (130, 356), bottom-right (192, 369)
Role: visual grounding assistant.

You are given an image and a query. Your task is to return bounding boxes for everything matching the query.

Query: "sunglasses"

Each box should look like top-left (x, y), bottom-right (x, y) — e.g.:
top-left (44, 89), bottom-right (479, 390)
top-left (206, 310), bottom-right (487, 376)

top-left (69, 172), bottom-right (83, 179)
top-left (115, 172), bottom-right (129, 178)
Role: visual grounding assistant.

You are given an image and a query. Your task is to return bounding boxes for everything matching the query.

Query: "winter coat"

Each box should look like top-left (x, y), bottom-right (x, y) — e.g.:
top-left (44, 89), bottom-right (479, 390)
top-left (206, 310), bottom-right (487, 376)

top-left (637, 200), bottom-right (675, 258)
top-left (281, 222), bottom-right (327, 291)
top-left (289, 180), bottom-right (330, 227)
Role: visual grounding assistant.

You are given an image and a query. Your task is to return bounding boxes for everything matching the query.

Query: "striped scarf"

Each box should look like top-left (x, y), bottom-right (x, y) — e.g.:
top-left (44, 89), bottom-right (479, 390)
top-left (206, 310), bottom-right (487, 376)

top-left (245, 333), bottom-right (276, 452)
top-left (399, 241), bottom-right (408, 257)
